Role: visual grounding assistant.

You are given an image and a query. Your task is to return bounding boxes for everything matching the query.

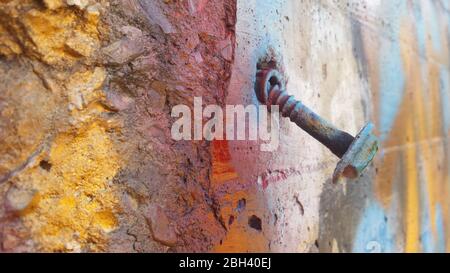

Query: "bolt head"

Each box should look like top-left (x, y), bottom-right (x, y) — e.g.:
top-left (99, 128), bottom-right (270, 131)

top-left (332, 123), bottom-right (378, 183)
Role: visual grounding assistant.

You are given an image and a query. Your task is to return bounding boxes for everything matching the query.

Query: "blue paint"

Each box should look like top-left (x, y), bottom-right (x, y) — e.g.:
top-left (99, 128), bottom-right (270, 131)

top-left (422, 201), bottom-right (447, 252)
top-left (378, 40), bottom-right (405, 141)
top-left (426, 1), bottom-right (442, 52)
top-left (378, 1), bottom-right (406, 142)
top-left (412, 2), bottom-right (426, 57)
top-left (420, 202), bottom-right (446, 253)
top-left (419, 167), bottom-right (434, 252)
top-left (353, 201), bottom-right (395, 253)
top-left (439, 66), bottom-right (450, 133)
top-left (412, 1), bottom-right (442, 53)
top-left (419, 156), bottom-right (447, 252)
top-left (250, 0), bottom-right (284, 108)
top-left (412, 1), bottom-right (430, 92)
top-left (435, 205), bottom-right (446, 253)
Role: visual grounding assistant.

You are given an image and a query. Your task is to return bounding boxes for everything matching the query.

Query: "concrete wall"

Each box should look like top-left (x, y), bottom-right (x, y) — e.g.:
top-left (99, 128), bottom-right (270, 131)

top-left (216, 0), bottom-right (449, 253)
top-left (0, 0), bottom-right (449, 253)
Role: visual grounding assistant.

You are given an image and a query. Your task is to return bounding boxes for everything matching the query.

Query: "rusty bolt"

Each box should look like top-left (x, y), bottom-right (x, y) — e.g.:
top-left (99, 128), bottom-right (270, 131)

top-left (255, 68), bottom-right (378, 183)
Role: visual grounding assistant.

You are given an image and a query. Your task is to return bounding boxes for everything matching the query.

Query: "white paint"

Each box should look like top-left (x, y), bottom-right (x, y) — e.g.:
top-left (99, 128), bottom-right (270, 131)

top-left (226, 0), bottom-right (368, 252)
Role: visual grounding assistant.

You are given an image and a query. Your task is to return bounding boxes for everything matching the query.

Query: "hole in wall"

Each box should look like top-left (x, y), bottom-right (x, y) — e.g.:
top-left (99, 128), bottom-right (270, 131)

top-left (228, 215), bottom-right (235, 226)
top-left (248, 215), bottom-right (262, 231)
top-left (39, 160), bottom-right (52, 172)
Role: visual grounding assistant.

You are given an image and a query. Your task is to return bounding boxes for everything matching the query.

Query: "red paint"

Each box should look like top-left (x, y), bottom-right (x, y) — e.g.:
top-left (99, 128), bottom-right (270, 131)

top-left (260, 168), bottom-right (299, 189)
top-left (212, 140), bottom-right (232, 162)
top-left (259, 160), bottom-right (334, 189)
top-left (211, 140), bottom-right (238, 182)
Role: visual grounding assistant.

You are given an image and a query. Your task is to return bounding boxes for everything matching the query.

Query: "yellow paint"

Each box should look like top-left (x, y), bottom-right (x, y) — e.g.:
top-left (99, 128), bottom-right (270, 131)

top-left (214, 219), bottom-right (268, 253)
top-left (213, 190), bottom-right (269, 253)
top-left (403, 123), bottom-right (419, 252)
top-left (365, 4), bottom-right (450, 252)
top-left (398, 15), bottom-right (450, 252)
top-left (93, 211), bottom-right (119, 233)
top-left (396, 22), bottom-right (419, 253)
top-left (21, 123), bottom-right (121, 252)
top-left (43, 0), bottom-right (65, 10)
top-left (0, 1), bottom-right (122, 252)
top-left (0, 0), bottom-right (100, 65)
top-left (0, 24), bottom-right (22, 57)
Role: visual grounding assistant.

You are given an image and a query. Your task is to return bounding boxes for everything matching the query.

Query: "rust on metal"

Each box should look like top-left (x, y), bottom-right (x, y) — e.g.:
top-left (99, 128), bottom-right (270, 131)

top-left (332, 123), bottom-right (378, 183)
top-left (255, 68), bottom-right (378, 182)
